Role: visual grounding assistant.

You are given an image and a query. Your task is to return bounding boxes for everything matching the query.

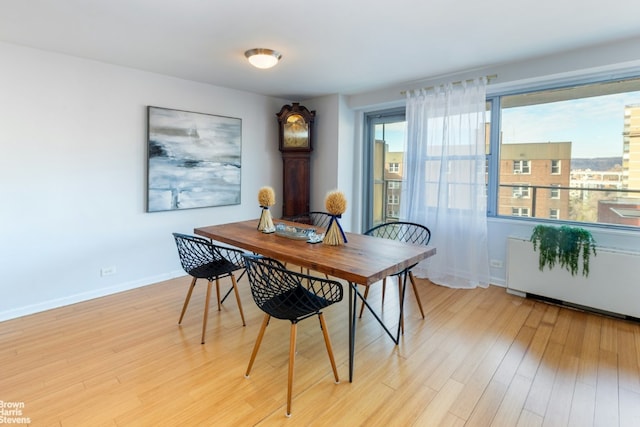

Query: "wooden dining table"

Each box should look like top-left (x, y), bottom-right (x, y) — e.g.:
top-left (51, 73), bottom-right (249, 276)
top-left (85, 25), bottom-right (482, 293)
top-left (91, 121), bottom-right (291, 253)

top-left (194, 218), bottom-right (436, 381)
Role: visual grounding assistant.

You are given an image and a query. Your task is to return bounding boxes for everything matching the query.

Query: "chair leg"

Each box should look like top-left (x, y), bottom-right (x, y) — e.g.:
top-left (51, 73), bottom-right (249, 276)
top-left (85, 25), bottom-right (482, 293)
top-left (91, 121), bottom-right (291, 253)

top-left (381, 277), bottom-right (387, 306)
top-left (318, 313), bottom-right (339, 384)
top-left (178, 277), bottom-right (197, 324)
top-left (409, 272), bottom-right (425, 319)
top-left (287, 322), bottom-right (298, 417)
top-left (245, 314), bottom-right (270, 377)
top-left (215, 277), bottom-right (221, 311)
top-left (358, 286), bottom-right (370, 318)
top-left (398, 276), bottom-right (404, 335)
top-left (201, 281), bottom-right (213, 344)
top-left (230, 274), bottom-right (246, 326)
top-left (358, 276), bottom-right (389, 318)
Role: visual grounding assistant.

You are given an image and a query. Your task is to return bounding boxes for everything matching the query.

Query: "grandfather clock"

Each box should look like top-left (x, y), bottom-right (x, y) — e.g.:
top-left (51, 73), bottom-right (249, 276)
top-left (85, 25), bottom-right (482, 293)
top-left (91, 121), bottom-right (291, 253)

top-left (276, 103), bottom-right (315, 219)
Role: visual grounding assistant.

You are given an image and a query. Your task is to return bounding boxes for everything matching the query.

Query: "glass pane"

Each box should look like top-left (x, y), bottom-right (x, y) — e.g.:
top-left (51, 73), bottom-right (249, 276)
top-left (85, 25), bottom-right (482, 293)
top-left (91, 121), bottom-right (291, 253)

top-left (498, 77), bottom-right (640, 227)
top-left (372, 134), bottom-right (385, 225)
top-left (485, 101), bottom-right (492, 156)
top-left (371, 120), bottom-right (406, 226)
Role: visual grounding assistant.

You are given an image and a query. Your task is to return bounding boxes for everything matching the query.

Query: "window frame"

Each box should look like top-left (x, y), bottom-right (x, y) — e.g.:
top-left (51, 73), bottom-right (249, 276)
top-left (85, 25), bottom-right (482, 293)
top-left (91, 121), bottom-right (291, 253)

top-left (362, 70), bottom-right (640, 232)
top-left (486, 69), bottom-right (640, 230)
top-left (363, 107), bottom-right (406, 231)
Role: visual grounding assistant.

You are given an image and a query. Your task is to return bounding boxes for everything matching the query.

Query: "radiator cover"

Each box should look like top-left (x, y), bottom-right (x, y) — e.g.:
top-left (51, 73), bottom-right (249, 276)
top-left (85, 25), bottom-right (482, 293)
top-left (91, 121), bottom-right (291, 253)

top-left (506, 237), bottom-right (640, 319)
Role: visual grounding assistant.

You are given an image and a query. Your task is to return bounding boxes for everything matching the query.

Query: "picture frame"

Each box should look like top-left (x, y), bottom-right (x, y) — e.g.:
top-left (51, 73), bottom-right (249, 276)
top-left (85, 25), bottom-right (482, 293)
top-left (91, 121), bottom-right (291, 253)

top-left (146, 106), bottom-right (242, 212)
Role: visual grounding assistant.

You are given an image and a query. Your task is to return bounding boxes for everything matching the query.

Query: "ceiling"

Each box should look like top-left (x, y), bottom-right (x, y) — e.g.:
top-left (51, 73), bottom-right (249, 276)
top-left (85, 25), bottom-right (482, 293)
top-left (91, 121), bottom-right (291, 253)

top-left (2, 0), bottom-right (640, 101)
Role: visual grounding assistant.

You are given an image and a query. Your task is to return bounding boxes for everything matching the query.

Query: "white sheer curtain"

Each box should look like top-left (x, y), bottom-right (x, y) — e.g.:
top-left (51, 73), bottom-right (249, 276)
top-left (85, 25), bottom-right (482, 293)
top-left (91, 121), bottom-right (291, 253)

top-left (401, 77), bottom-right (490, 289)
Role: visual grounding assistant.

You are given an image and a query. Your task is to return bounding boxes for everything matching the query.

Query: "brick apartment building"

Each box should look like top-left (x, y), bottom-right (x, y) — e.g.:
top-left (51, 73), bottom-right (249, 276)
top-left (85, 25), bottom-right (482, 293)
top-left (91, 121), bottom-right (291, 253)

top-left (498, 142), bottom-right (571, 219)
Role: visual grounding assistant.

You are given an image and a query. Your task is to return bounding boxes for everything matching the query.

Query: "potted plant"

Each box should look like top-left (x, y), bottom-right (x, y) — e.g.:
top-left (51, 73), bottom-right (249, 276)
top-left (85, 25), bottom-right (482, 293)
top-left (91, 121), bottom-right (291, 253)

top-left (530, 224), bottom-right (596, 277)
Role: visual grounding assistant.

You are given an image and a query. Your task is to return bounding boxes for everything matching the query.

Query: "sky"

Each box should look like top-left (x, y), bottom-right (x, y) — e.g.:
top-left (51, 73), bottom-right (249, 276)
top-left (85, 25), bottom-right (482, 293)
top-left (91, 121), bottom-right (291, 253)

top-left (377, 90), bottom-right (640, 158)
top-left (501, 91), bottom-right (640, 158)
top-left (375, 121), bottom-right (406, 152)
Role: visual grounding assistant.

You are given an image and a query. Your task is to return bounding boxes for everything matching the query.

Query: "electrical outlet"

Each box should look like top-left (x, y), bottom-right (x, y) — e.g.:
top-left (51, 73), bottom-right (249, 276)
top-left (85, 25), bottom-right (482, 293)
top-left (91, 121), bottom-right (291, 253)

top-left (100, 266), bottom-right (117, 276)
top-left (490, 259), bottom-right (503, 268)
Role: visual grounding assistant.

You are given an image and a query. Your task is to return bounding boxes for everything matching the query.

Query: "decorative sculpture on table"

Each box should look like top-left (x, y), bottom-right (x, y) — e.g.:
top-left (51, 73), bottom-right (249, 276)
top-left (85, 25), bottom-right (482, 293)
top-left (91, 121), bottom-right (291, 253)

top-left (257, 186), bottom-right (276, 232)
top-left (323, 190), bottom-right (348, 246)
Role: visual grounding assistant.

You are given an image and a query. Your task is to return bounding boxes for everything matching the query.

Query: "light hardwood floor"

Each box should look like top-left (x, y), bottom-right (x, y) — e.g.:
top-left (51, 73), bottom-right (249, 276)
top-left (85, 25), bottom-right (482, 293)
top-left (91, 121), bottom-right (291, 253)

top-left (1, 274), bottom-right (640, 426)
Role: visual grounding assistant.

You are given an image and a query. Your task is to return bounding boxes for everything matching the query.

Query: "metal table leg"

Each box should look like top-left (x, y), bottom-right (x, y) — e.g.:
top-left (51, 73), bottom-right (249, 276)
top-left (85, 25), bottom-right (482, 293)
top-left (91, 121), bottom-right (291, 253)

top-left (349, 281), bottom-right (356, 382)
top-left (349, 271), bottom-right (409, 382)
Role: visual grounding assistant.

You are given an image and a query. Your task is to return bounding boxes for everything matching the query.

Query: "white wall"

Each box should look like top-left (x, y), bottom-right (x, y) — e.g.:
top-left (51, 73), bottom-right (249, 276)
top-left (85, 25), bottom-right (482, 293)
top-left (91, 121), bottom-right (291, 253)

top-left (304, 96), bottom-right (340, 213)
top-left (305, 94), bottom-right (357, 232)
top-left (0, 42), bottom-right (287, 320)
top-left (337, 95), bottom-right (358, 231)
top-left (347, 35), bottom-right (640, 110)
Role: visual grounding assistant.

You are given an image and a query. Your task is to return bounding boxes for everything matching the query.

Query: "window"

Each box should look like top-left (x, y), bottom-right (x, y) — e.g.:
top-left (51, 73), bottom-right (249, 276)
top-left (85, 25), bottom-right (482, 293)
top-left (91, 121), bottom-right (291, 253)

top-left (364, 108), bottom-right (406, 229)
top-left (512, 207), bottom-right (530, 217)
top-left (492, 75), bottom-right (640, 228)
top-left (388, 194), bottom-right (399, 205)
top-left (512, 185), bottom-right (530, 198)
top-left (513, 160), bottom-right (530, 174)
top-left (364, 75), bottom-right (640, 230)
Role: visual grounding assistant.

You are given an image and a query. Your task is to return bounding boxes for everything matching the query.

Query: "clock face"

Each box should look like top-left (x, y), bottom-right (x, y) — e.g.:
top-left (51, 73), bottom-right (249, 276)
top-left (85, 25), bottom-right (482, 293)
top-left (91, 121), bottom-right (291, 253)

top-left (283, 114), bottom-right (309, 148)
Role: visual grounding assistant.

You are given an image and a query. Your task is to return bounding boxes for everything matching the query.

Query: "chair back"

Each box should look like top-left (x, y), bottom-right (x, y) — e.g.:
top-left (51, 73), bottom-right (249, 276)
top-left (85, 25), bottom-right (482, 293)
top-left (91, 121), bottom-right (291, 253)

top-left (243, 255), bottom-right (343, 321)
top-left (172, 233), bottom-right (243, 277)
top-left (364, 222), bottom-right (431, 246)
top-left (289, 211), bottom-right (332, 229)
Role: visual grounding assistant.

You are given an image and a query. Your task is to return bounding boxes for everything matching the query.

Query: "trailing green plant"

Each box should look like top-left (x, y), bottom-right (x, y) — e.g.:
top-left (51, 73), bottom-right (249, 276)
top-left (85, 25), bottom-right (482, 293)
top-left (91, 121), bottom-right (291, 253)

top-left (530, 225), bottom-right (597, 277)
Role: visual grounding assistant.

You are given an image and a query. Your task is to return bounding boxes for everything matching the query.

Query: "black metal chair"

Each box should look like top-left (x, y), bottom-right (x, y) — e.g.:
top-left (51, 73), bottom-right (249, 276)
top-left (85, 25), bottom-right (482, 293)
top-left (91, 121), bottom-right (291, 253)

top-left (172, 233), bottom-right (246, 344)
top-left (288, 211), bottom-right (333, 229)
top-left (358, 222), bottom-right (431, 332)
top-left (242, 254), bottom-right (343, 417)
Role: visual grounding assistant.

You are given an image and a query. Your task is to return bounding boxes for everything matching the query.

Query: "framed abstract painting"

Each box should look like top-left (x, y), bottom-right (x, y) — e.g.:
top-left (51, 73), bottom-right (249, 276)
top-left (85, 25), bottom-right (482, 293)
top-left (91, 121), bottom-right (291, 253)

top-left (146, 106), bottom-right (242, 212)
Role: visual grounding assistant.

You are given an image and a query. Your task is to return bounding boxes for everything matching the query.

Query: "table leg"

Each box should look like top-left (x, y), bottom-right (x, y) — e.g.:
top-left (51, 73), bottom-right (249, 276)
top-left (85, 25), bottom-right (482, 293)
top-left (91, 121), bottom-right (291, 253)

top-left (349, 281), bottom-right (356, 382)
top-left (396, 271), bottom-right (409, 342)
top-left (349, 274), bottom-right (408, 382)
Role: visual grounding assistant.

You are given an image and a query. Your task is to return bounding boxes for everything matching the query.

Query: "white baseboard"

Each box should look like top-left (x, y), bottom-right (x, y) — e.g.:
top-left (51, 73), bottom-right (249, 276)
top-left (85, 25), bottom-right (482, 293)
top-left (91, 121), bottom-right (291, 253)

top-left (506, 288), bottom-right (526, 298)
top-left (0, 270), bottom-right (185, 322)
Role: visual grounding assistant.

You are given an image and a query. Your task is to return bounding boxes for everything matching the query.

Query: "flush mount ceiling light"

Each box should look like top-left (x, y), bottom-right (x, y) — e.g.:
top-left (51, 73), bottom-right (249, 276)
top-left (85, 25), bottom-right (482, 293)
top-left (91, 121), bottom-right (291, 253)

top-left (244, 48), bottom-right (282, 69)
